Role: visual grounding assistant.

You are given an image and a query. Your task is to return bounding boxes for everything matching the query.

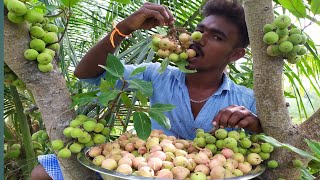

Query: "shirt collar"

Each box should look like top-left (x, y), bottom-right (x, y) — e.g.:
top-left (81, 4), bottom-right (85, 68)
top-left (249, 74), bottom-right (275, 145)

top-left (213, 73), bottom-right (231, 95)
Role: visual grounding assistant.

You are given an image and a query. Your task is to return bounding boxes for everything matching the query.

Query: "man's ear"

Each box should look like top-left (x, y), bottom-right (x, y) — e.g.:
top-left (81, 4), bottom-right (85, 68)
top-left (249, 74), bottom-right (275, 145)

top-left (229, 48), bottom-right (246, 62)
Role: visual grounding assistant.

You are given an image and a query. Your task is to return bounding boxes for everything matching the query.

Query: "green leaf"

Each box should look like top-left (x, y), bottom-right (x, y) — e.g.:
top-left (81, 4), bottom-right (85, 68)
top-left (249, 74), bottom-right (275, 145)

top-left (175, 60), bottom-right (197, 73)
top-left (99, 79), bottom-right (116, 93)
top-left (99, 54), bottom-right (124, 78)
top-left (148, 111), bottom-right (171, 129)
top-left (71, 90), bottom-right (99, 107)
top-left (305, 139), bottom-right (320, 157)
top-left (31, 5), bottom-right (47, 11)
top-left (258, 135), bottom-right (320, 162)
top-left (150, 104), bottom-right (176, 113)
top-left (300, 167), bottom-right (316, 180)
top-left (59, 0), bottom-right (81, 7)
top-left (136, 91), bottom-right (148, 106)
top-left (45, 5), bottom-right (60, 11)
top-left (133, 112), bottom-right (151, 140)
top-left (156, 27), bottom-right (168, 36)
top-left (111, 0), bottom-right (131, 4)
top-left (311, 0), bottom-right (320, 15)
top-left (58, 27), bottom-right (65, 33)
top-left (240, 65), bottom-right (252, 72)
top-left (98, 90), bottom-right (121, 106)
top-left (284, 91), bottom-right (296, 98)
top-left (120, 92), bottom-right (132, 108)
top-left (278, 0), bottom-right (307, 18)
top-left (128, 79), bottom-right (153, 97)
top-left (136, 42), bottom-right (152, 64)
top-left (158, 59), bottom-right (170, 74)
top-left (130, 66), bottom-right (147, 77)
top-left (308, 159), bottom-right (320, 170)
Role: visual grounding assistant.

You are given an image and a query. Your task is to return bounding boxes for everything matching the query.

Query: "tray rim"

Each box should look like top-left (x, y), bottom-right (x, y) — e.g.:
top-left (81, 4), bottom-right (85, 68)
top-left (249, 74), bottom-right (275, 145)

top-left (77, 147), bottom-right (266, 180)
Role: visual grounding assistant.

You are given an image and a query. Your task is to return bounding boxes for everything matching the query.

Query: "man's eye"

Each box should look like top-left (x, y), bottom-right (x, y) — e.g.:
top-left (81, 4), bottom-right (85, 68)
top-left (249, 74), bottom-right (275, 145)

top-left (213, 36), bottom-right (222, 41)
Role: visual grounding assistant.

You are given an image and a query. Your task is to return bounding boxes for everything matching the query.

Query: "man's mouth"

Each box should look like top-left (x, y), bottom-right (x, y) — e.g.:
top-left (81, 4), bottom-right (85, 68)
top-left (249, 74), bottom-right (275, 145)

top-left (189, 44), bottom-right (203, 58)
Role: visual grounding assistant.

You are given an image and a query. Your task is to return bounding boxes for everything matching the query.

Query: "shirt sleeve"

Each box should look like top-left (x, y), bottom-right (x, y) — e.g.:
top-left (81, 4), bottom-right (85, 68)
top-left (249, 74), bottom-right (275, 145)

top-left (38, 154), bottom-right (64, 180)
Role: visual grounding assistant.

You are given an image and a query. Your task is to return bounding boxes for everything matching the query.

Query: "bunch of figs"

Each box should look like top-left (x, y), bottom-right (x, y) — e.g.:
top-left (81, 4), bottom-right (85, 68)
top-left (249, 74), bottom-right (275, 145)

top-left (263, 14), bottom-right (307, 64)
top-left (5, 0), bottom-right (61, 72)
top-left (87, 128), bottom-right (278, 180)
top-left (4, 130), bottom-right (49, 161)
top-left (51, 115), bottom-right (111, 159)
top-left (4, 143), bottom-right (22, 161)
top-left (31, 130), bottom-right (51, 156)
top-left (4, 63), bottom-right (26, 89)
top-left (152, 31), bottom-right (202, 63)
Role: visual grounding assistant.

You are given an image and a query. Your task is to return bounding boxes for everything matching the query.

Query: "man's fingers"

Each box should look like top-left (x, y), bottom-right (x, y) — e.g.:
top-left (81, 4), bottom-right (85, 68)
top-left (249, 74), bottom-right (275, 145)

top-left (163, 5), bottom-right (175, 25)
top-left (212, 111), bottom-right (223, 127)
top-left (236, 118), bottom-right (251, 128)
top-left (140, 7), bottom-right (165, 26)
top-left (228, 109), bottom-right (252, 127)
top-left (217, 109), bottom-right (234, 128)
top-left (212, 106), bottom-right (235, 127)
top-left (144, 4), bottom-right (171, 25)
top-left (227, 112), bottom-right (243, 127)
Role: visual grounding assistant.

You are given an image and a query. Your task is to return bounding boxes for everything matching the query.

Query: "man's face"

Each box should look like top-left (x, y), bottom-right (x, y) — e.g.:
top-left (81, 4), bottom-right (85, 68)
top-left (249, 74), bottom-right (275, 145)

top-left (187, 15), bottom-right (243, 71)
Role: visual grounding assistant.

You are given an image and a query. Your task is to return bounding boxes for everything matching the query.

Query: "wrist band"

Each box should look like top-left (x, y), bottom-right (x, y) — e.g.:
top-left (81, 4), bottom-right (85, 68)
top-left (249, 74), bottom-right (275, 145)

top-left (110, 24), bottom-right (130, 48)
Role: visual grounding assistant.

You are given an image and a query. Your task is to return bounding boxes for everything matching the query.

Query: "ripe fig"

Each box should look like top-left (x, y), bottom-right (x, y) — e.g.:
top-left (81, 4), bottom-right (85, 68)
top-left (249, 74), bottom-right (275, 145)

top-left (274, 15), bottom-right (291, 29)
top-left (190, 172), bottom-right (207, 180)
top-left (247, 153), bottom-right (262, 165)
top-left (261, 143), bottom-right (274, 153)
top-left (191, 31), bottom-right (203, 42)
top-left (7, 12), bottom-right (24, 23)
top-left (30, 26), bottom-right (45, 38)
top-left (267, 160), bottom-right (279, 169)
top-left (156, 169), bottom-right (174, 179)
top-left (263, 24), bottom-right (275, 34)
top-left (215, 129), bottom-right (228, 140)
top-left (24, 49), bottom-right (39, 60)
top-left (30, 39), bottom-right (46, 52)
top-left (58, 148), bottom-right (71, 158)
top-left (7, 0), bottom-right (27, 16)
top-left (279, 41), bottom-right (294, 53)
top-left (263, 31), bottom-right (279, 45)
top-left (37, 53), bottom-right (53, 65)
top-left (52, 140), bottom-right (64, 150)
top-left (101, 158), bottom-right (117, 170)
top-left (24, 9), bottom-right (44, 24)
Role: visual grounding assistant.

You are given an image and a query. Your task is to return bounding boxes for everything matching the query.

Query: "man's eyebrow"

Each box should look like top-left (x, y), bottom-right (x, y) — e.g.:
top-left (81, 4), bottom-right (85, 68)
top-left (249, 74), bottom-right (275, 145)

top-left (196, 23), bottom-right (227, 39)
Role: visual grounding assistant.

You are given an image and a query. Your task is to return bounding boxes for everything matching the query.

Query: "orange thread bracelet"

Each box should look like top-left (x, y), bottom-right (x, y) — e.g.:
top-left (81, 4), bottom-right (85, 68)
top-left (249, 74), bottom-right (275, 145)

top-left (110, 24), bottom-right (130, 48)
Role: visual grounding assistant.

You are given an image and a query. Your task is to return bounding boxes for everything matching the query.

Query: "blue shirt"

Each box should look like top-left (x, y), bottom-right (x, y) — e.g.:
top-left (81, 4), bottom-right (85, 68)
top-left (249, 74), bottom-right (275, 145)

top-left (82, 62), bottom-right (256, 140)
top-left (38, 154), bottom-right (64, 180)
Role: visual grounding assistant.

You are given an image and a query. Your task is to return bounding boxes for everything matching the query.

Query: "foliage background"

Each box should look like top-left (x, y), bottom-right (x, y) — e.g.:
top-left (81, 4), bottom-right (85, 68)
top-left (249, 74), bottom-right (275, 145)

top-left (3, 0), bottom-right (320, 179)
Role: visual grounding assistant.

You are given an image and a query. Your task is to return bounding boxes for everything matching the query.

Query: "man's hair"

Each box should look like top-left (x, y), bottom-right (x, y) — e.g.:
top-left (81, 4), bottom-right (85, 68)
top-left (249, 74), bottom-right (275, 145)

top-left (202, 0), bottom-right (249, 48)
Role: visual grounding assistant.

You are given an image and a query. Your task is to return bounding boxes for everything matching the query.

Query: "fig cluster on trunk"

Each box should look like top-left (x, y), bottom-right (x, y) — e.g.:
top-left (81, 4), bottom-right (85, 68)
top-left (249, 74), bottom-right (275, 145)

top-left (5, 0), bottom-right (62, 73)
top-left (262, 14), bottom-right (307, 64)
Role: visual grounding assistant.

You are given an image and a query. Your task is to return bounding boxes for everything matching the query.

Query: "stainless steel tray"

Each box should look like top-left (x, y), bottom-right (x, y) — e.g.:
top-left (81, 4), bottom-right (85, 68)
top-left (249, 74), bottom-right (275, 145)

top-left (77, 147), bottom-right (266, 180)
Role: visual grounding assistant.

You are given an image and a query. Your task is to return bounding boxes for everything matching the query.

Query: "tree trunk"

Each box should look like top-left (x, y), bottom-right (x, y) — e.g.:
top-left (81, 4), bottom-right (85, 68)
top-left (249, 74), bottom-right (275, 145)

top-left (244, 0), bottom-right (320, 179)
top-left (4, 17), bottom-right (95, 179)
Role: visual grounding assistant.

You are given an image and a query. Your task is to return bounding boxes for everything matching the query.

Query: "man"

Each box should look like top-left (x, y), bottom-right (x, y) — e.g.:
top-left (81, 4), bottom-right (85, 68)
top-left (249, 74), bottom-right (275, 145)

top-left (74, 0), bottom-right (262, 138)
top-left (31, 0), bottom-right (262, 179)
